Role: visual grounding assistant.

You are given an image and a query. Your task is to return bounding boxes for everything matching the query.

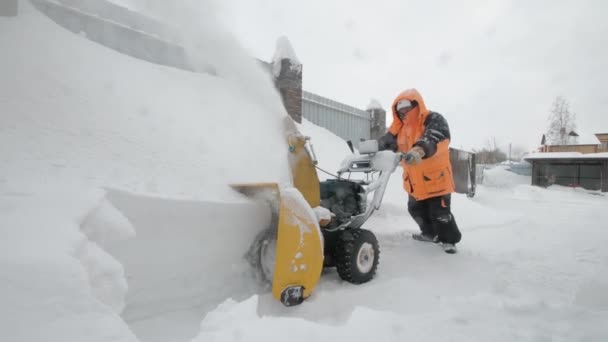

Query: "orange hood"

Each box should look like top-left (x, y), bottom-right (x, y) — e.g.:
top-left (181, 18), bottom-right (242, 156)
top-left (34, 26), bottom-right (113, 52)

top-left (389, 88), bottom-right (430, 129)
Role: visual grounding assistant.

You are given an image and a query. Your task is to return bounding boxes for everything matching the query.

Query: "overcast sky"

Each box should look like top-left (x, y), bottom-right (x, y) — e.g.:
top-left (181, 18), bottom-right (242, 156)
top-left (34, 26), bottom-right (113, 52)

top-left (208, 0), bottom-right (608, 152)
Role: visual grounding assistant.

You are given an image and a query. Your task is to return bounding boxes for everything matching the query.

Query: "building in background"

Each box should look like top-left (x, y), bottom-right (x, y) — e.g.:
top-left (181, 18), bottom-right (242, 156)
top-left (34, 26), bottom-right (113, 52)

top-left (539, 132), bottom-right (608, 154)
top-left (524, 153), bottom-right (608, 192)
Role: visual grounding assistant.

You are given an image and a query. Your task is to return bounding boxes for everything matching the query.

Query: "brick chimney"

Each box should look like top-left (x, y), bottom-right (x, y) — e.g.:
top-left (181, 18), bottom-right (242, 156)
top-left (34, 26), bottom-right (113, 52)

top-left (271, 36), bottom-right (303, 123)
top-left (366, 99), bottom-right (386, 140)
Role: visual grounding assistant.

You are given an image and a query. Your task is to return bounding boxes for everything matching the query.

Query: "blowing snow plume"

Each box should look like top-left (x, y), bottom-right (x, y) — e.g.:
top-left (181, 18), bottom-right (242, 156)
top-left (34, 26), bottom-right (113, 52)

top-left (132, 0), bottom-right (285, 112)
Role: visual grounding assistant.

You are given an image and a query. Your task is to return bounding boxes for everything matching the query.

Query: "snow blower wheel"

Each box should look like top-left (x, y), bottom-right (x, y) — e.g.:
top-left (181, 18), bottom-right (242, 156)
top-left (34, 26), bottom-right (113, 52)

top-left (247, 227), bottom-right (277, 284)
top-left (260, 236), bottom-right (277, 282)
top-left (335, 229), bottom-right (379, 284)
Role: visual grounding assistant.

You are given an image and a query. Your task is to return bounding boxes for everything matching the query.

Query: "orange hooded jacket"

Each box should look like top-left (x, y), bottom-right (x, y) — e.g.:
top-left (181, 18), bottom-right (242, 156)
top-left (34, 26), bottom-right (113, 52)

top-left (388, 89), bottom-right (455, 201)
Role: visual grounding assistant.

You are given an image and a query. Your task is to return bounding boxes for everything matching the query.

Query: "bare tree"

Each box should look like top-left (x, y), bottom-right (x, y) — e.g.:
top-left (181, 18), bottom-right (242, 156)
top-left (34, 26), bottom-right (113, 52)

top-left (546, 96), bottom-right (577, 145)
top-left (474, 136), bottom-right (507, 164)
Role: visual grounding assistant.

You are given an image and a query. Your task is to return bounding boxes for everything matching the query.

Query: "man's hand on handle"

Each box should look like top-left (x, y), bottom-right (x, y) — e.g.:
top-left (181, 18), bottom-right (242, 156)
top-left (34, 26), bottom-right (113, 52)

top-left (401, 146), bottom-right (425, 166)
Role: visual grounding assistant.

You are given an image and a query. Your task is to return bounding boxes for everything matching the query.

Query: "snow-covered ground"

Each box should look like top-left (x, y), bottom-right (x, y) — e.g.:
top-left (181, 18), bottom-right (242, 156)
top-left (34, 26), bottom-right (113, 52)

top-left (198, 142), bottom-right (608, 342)
top-left (2, 1), bottom-right (608, 342)
top-left (1, 1), bottom-right (288, 341)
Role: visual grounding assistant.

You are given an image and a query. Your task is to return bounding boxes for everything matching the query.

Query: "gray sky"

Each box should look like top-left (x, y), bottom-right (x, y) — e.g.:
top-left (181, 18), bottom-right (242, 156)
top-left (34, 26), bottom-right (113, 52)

top-left (214, 0), bottom-right (608, 152)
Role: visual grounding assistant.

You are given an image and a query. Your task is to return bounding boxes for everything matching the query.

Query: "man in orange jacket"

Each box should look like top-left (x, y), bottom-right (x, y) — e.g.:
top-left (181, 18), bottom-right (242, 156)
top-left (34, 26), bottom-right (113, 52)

top-left (378, 88), bottom-right (461, 253)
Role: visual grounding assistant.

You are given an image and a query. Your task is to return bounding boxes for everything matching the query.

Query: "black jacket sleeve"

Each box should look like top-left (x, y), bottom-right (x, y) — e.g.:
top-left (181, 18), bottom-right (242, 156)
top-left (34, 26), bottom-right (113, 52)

top-left (414, 111), bottom-right (451, 158)
top-left (377, 131), bottom-right (398, 152)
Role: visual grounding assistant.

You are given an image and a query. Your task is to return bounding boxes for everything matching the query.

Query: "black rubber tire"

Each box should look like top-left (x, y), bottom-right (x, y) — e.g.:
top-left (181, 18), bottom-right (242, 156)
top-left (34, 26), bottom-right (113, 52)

top-left (334, 228), bottom-right (380, 284)
top-left (246, 228), bottom-right (277, 284)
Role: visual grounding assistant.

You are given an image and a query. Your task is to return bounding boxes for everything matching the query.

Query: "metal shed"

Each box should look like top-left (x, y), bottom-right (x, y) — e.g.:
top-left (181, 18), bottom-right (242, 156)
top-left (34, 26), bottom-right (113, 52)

top-left (449, 148), bottom-right (476, 197)
top-left (523, 153), bottom-right (608, 192)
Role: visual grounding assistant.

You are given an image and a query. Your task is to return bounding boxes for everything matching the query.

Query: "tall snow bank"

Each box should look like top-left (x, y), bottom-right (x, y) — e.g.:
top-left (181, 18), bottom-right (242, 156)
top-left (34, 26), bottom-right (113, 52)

top-left (1, 1), bottom-right (291, 200)
top-left (1, 0), bottom-right (295, 341)
top-left (0, 184), bottom-right (137, 342)
top-left (481, 165), bottom-right (531, 189)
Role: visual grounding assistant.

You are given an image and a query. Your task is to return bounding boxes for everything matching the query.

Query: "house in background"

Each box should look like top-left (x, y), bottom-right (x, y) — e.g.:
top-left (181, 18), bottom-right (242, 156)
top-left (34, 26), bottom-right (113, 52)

top-left (539, 132), bottom-right (608, 154)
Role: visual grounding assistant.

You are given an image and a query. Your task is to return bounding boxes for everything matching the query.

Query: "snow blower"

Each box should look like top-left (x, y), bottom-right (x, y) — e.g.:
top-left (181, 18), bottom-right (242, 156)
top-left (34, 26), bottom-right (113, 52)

top-left (231, 117), bottom-right (402, 306)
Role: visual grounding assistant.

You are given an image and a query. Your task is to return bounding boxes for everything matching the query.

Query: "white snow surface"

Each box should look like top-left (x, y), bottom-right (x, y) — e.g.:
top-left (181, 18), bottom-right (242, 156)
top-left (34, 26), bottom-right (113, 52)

top-left (191, 164), bottom-right (608, 342)
top-left (3, 2), bottom-right (608, 342)
top-left (525, 152), bottom-right (608, 160)
top-left (525, 152), bottom-right (584, 159)
top-left (1, 1), bottom-right (290, 342)
top-left (312, 206), bottom-right (332, 222)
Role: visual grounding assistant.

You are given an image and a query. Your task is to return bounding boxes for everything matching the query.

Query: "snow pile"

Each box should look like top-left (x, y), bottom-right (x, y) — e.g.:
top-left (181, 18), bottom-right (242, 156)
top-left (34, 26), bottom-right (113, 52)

top-left (1, 1), bottom-right (294, 341)
top-left (524, 152), bottom-right (583, 159)
top-left (81, 197), bottom-right (136, 248)
top-left (190, 167), bottom-right (608, 342)
top-left (4, 2), bottom-right (608, 342)
top-left (525, 152), bottom-right (608, 160)
top-left (193, 293), bottom-right (608, 342)
top-left (190, 131), bottom-right (608, 342)
top-left (0, 185), bottom-right (136, 342)
top-left (481, 165), bottom-right (531, 189)
top-left (1, 3), bottom-right (290, 200)
top-left (102, 189), bottom-right (272, 342)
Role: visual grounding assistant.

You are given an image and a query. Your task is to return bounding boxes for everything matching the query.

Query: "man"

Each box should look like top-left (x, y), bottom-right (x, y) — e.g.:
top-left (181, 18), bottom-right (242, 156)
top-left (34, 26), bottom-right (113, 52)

top-left (378, 88), bottom-right (462, 253)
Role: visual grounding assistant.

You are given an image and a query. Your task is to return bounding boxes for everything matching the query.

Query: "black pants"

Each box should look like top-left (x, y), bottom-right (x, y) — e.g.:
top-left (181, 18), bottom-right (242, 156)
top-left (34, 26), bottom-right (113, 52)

top-left (408, 194), bottom-right (462, 244)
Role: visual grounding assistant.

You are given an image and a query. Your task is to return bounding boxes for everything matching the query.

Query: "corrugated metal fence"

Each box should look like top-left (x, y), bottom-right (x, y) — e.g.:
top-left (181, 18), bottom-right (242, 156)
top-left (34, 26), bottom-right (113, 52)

top-left (302, 91), bottom-right (371, 147)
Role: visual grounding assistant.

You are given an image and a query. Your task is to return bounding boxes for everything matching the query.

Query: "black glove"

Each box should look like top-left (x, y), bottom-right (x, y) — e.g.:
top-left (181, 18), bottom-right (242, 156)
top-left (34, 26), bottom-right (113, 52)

top-left (377, 132), bottom-right (397, 152)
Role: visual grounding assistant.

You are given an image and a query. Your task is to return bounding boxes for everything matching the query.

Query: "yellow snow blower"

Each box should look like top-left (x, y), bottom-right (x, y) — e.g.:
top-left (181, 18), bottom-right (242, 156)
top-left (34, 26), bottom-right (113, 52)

top-left (231, 117), bottom-right (398, 306)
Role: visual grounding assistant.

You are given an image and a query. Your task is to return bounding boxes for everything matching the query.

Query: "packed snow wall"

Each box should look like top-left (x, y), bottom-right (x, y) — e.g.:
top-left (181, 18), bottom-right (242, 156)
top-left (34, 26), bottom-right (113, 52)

top-left (1, 1), bottom-right (297, 341)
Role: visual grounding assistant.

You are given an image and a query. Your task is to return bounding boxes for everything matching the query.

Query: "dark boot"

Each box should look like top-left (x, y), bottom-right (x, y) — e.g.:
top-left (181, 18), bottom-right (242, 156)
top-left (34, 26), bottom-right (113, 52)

top-left (408, 196), bottom-right (438, 242)
top-left (427, 195), bottom-right (462, 253)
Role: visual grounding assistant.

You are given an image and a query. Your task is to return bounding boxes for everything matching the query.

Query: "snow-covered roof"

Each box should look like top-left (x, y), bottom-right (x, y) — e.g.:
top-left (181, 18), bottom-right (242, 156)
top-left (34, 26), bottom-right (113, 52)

top-left (366, 98), bottom-right (383, 111)
top-left (575, 132), bottom-right (601, 145)
top-left (547, 130), bottom-right (600, 146)
top-left (544, 131), bottom-right (600, 146)
top-left (524, 152), bottom-right (608, 160)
